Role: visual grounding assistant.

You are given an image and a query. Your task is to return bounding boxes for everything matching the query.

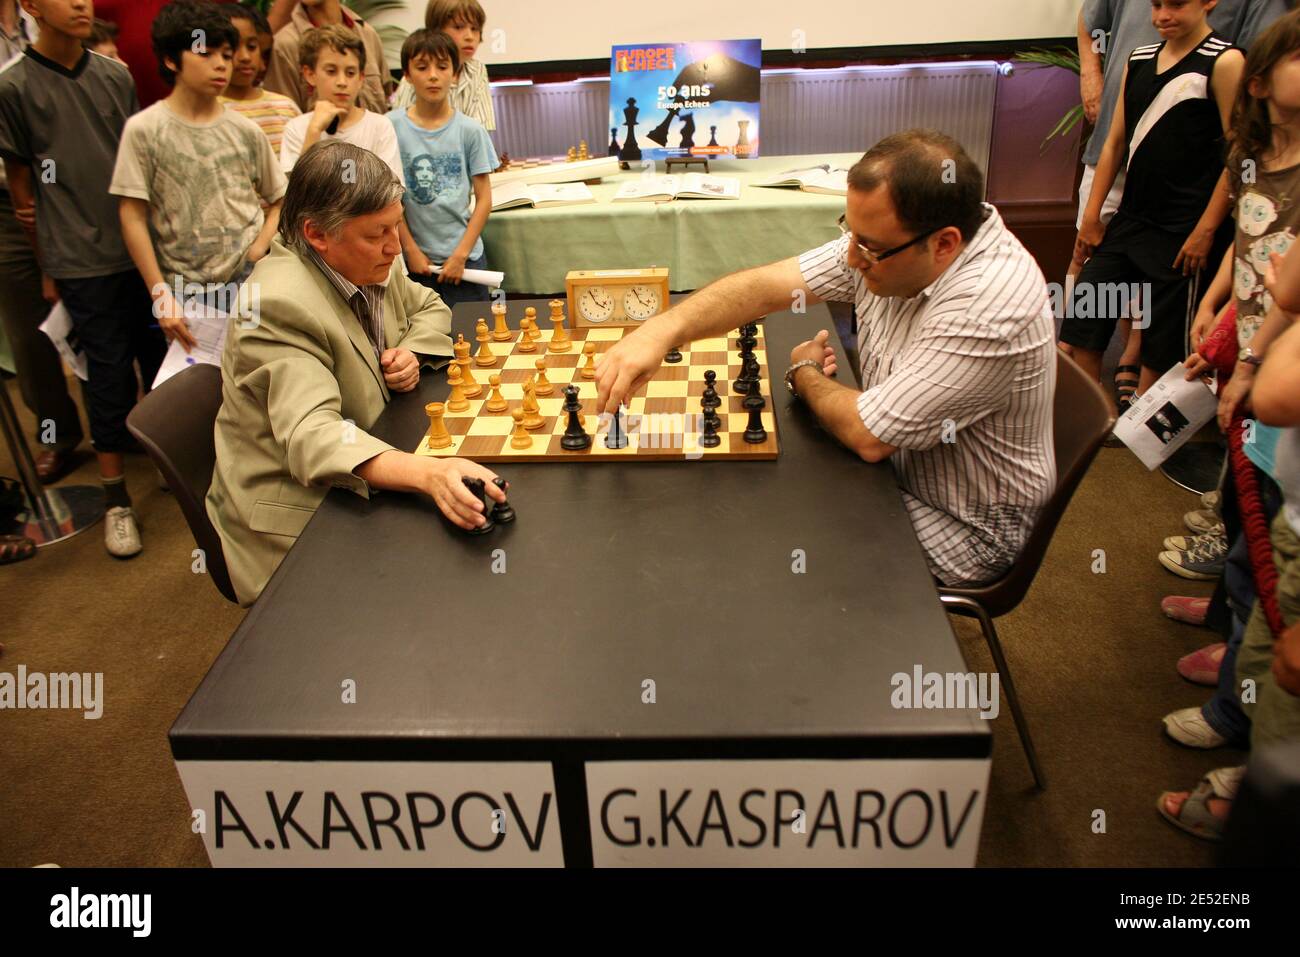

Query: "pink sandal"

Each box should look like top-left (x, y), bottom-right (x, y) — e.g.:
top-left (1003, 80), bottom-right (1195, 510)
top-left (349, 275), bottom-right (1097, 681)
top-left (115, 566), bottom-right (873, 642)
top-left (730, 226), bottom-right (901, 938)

top-left (1177, 642), bottom-right (1226, 686)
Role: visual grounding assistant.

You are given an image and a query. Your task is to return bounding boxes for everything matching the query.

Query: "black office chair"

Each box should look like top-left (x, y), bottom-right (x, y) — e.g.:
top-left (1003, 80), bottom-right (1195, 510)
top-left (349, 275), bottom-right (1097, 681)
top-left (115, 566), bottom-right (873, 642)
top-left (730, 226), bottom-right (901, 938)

top-left (939, 351), bottom-right (1116, 789)
top-left (126, 364), bottom-right (237, 604)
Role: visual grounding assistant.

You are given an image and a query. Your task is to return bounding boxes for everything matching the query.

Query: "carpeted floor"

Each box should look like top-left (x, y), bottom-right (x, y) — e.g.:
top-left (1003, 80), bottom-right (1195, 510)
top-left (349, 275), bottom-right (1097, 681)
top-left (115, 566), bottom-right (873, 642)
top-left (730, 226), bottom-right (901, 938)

top-left (0, 372), bottom-right (1235, 867)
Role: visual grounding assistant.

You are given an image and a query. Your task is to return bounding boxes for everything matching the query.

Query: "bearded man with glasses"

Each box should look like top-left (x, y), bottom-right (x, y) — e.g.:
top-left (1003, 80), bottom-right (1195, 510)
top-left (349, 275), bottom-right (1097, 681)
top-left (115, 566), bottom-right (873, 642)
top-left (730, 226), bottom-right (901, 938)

top-left (595, 128), bottom-right (1057, 588)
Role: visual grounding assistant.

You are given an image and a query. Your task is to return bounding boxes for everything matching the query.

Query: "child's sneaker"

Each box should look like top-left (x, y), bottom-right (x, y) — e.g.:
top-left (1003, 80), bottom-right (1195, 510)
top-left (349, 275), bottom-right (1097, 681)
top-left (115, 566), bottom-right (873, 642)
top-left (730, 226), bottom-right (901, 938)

top-left (1184, 507), bottom-right (1220, 535)
top-left (1159, 532), bottom-right (1228, 581)
top-left (1163, 706), bottom-right (1229, 748)
top-left (104, 506), bottom-right (142, 558)
top-left (1201, 489), bottom-right (1221, 512)
top-left (1164, 525), bottom-right (1226, 552)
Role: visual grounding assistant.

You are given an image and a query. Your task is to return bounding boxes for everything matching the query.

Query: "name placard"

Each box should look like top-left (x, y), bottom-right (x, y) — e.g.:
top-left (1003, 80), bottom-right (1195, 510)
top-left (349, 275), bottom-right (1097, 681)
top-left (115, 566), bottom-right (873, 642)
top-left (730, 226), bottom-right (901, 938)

top-left (585, 759), bottom-right (989, 866)
top-left (176, 760), bottom-right (562, 867)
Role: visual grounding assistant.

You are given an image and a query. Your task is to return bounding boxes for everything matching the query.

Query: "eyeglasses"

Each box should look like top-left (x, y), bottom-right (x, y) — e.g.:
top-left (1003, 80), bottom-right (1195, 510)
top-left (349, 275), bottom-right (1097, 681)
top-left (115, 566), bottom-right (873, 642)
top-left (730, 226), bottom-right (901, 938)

top-left (837, 214), bottom-right (937, 265)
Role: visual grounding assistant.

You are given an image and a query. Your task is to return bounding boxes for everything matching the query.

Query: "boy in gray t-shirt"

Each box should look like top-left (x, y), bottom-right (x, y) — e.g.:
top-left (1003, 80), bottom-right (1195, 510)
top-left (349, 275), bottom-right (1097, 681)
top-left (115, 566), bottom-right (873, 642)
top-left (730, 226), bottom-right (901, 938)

top-left (110, 2), bottom-right (286, 353)
top-left (0, 2), bottom-right (162, 558)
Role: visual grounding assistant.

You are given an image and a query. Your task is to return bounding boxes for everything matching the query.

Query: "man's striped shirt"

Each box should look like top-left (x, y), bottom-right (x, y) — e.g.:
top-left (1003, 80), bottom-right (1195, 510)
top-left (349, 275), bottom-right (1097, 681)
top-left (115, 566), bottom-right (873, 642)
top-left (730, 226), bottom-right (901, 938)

top-left (799, 204), bottom-right (1057, 586)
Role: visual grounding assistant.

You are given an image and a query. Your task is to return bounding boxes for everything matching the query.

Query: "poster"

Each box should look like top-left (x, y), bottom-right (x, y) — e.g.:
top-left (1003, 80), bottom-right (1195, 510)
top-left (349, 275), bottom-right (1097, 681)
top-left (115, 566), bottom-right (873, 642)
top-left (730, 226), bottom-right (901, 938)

top-left (609, 40), bottom-right (762, 163)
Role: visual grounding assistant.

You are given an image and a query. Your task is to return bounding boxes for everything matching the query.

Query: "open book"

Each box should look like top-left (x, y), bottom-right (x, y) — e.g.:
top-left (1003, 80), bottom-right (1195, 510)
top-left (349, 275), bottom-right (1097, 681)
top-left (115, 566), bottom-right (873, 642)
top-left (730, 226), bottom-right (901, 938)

top-left (753, 164), bottom-right (849, 196)
top-left (491, 180), bottom-right (596, 210)
top-left (613, 173), bottom-right (741, 202)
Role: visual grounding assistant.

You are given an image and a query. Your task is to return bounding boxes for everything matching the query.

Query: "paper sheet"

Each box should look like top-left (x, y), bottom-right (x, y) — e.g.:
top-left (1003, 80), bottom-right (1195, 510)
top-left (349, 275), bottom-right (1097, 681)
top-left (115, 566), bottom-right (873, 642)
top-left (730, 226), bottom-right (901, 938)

top-left (151, 306), bottom-right (229, 389)
top-left (1112, 364), bottom-right (1218, 470)
top-left (38, 302), bottom-right (87, 381)
top-left (429, 265), bottom-right (506, 288)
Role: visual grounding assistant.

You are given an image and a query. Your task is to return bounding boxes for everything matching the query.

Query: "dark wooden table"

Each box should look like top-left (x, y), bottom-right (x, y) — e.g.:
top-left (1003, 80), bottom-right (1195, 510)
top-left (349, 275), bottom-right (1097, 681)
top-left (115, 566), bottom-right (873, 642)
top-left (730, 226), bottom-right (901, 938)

top-left (171, 301), bottom-right (990, 867)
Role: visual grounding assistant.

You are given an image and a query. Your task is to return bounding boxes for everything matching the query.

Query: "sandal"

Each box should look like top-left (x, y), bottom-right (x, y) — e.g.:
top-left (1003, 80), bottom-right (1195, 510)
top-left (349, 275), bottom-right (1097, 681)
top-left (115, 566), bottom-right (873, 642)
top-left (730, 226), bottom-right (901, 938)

top-left (0, 534), bottom-right (36, 565)
top-left (1113, 363), bottom-right (1140, 412)
top-left (1157, 767), bottom-right (1241, 841)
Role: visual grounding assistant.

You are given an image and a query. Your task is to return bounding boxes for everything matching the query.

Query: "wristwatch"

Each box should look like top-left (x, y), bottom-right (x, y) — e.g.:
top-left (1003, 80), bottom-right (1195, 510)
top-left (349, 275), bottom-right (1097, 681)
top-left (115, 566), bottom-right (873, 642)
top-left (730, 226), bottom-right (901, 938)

top-left (1239, 347), bottom-right (1264, 368)
top-left (784, 359), bottom-right (823, 397)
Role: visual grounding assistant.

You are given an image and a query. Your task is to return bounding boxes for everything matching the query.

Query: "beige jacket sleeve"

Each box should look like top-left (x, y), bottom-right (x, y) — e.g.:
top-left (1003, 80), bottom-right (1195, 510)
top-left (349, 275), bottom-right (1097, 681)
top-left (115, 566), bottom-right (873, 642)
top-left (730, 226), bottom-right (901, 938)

top-left (234, 294), bottom-right (394, 497)
top-left (391, 268), bottom-right (454, 359)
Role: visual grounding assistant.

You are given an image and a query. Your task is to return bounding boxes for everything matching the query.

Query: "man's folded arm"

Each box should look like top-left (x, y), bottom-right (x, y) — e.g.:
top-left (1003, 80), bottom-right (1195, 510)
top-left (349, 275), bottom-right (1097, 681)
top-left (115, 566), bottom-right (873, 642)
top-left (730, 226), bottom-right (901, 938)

top-left (235, 310), bottom-right (393, 495)
top-left (393, 269), bottom-right (454, 360)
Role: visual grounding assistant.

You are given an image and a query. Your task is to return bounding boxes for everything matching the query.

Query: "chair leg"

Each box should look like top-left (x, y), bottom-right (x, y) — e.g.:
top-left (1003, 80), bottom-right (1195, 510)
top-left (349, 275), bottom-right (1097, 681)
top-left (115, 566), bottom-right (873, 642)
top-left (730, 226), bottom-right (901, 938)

top-left (941, 596), bottom-right (1046, 790)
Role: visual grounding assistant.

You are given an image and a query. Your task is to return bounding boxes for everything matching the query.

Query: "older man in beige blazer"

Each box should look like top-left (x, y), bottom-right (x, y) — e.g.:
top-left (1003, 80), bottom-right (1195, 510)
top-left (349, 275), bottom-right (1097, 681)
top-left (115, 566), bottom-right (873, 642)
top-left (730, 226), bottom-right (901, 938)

top-left (207, 141), bottom-right (502, 606)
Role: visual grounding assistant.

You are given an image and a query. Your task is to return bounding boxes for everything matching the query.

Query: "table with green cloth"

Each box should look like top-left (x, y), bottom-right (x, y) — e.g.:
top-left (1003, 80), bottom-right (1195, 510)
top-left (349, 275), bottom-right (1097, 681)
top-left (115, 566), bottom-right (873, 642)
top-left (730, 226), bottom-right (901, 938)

top-left (482, 153), bottom-right (859, 295)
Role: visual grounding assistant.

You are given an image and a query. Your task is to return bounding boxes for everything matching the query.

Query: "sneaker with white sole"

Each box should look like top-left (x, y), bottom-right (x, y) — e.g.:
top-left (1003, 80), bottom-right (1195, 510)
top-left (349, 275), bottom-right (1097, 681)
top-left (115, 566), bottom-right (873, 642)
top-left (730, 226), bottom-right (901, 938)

top-left (1159, 531), bottom-right (1228, 580)
top-left (104, 506), bottom-right (142, 558)
top-left (1164, 524), bottom-right (1226, 552)
top-left (1184, 507), bottom-right (1220, 535)
top-left (1201, 489), bottom-right (1221, 512)
top-left (1163, 706), bottom-right (1228, 748)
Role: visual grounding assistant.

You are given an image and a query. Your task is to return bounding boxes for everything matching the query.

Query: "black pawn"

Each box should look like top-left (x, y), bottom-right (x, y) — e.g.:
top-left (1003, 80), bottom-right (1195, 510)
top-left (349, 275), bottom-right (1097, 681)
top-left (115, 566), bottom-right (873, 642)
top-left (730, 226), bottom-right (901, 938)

top-left (605, 403), bottom-right (629, 449)
top-left (708, 125), bottom-right (719, 147)
top-left (743, 405), bottom-right (767, 444)
top-left (702, 405), bottom-right (721, 435)
top-left (700, 410), bottom-right (721, 448)
top-left (490, 476), bottom-right (515, 524)
top-left (665, 344), bottom-right (683, 363)
top-left (462, 477), bottom-right (494, 534)
top-left (743, 375), bottom-right (766, 411)
top-left (608, 127), bottom-right (620, 156)
top-left (701, 370), bottom-right (721, 410)
top-left (561, 385), bottom-right (591, 450)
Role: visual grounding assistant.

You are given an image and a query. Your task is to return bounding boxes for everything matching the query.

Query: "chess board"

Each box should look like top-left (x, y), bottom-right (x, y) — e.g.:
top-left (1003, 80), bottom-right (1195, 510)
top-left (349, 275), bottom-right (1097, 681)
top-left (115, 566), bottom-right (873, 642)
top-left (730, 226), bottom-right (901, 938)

top-left (414, 324), bottom-right (779, 463)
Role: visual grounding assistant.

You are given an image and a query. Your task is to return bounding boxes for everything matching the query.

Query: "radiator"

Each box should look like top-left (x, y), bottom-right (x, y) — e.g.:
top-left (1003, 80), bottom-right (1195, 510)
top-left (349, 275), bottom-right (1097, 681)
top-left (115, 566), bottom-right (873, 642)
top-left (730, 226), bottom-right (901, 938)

top-left (488, 62), bottom-right (998, 173)
top-left (760, 63), bottom-right (998, 174)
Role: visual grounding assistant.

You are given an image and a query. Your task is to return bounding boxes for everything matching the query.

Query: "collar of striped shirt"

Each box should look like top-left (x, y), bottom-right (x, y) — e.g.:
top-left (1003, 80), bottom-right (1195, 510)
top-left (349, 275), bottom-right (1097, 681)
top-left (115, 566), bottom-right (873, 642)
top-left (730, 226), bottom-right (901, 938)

top-left (306, 248), bottom-right (388, 361)
top-left (915, 204), bottom-right (999, 301)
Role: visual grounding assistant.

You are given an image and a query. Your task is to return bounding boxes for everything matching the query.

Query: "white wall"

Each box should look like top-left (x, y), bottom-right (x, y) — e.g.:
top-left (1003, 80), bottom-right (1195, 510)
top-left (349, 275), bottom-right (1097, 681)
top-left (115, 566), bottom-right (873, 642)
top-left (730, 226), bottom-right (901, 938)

top-left (367, 0), bottom-right (1080, 65)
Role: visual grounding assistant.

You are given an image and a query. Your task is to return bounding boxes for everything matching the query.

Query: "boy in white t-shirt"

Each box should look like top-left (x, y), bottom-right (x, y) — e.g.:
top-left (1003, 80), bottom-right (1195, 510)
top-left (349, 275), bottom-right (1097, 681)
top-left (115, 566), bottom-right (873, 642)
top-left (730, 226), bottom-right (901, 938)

top-left (279, 24), bottom-right (401, 179)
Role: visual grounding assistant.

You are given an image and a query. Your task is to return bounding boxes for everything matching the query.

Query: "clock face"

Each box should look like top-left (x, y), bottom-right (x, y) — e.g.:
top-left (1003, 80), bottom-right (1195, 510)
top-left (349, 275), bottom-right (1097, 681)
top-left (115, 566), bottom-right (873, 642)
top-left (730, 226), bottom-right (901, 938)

top-left (622, 284), bottom-right (661, 320)
top-left (578, 286), bottom-right (615, 323)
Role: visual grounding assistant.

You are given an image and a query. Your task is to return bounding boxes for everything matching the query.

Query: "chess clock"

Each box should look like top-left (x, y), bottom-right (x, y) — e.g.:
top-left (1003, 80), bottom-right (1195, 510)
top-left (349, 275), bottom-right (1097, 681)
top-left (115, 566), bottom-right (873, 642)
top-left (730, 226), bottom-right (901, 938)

top-left (565, 267), bottom-right (670, 328)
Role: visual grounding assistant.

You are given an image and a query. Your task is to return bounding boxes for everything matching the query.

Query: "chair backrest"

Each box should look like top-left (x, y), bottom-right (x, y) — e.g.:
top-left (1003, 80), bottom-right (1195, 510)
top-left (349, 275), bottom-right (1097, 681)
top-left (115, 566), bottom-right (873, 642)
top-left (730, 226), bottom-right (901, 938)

top-left (941, 349), bottom-right (1115, 616)
top-left (125, 364), bottom-right (237, 604)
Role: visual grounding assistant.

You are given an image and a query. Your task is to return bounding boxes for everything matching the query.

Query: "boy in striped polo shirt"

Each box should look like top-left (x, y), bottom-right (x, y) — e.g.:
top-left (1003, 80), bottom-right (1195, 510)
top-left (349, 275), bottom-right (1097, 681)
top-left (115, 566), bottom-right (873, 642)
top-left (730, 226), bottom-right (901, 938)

top-left (220, 5), bottom-right (299, 158)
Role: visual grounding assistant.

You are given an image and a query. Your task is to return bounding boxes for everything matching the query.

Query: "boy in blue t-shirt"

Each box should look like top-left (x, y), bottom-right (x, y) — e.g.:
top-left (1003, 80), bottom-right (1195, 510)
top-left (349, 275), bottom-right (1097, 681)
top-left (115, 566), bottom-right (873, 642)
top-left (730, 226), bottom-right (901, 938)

top-left (390, 29), bottom-right (496, 307)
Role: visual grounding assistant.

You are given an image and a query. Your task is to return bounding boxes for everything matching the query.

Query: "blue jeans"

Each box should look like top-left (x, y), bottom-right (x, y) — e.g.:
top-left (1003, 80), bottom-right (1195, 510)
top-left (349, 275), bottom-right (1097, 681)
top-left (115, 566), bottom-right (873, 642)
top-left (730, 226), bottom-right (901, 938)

top-left (410, 253), bottom-right (491, 308)
top-left (1202, 466), bottom-right (1282, 744)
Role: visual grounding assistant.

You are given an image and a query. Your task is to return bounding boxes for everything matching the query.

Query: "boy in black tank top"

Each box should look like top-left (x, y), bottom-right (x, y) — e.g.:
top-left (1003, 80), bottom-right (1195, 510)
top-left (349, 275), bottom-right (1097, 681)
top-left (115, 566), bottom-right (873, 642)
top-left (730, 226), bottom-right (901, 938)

top-left (1062, 0), bottom-right (1244, 397)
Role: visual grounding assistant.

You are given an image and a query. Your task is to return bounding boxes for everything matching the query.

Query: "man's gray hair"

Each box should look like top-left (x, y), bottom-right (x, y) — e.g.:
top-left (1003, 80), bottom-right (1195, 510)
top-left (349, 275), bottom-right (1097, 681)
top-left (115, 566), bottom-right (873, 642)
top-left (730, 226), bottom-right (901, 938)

top-left (280, 141), bottom-right (405, 253)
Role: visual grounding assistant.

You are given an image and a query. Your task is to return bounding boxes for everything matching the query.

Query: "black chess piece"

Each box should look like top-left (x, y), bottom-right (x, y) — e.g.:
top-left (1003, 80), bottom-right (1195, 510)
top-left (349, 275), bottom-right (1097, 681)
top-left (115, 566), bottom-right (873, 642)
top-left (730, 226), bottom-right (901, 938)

top-left (743, 405), bottom-right (767, 444)
top-left (708, 125), bottom-right (719, 147)
top-left (608, 127), bottom-right (620, 156)
top-left (665, 344), bottom-right (683, 363)
top-left (733, 345), bottom-right (758, 394)
top-left (646, 107), bottom-right (680, 147)
top-left (462, 477), bottom-right (494, 534)
top-left (561, 385), bottom-right (592, 450)
top-left (605, 403), bottom-right (629, 449)
top-left (702, 400), bottom-right (721, 432)
top-left (490, 476), bottom-right (515, 524)
top-left (679, 112), bottom-right (696, 150)
top-left (700, 409), bottom-right (721, 448)
top-left (619, 98), bottom-right (642, 161)
top-left (701, 370), bottom-right (721, 410)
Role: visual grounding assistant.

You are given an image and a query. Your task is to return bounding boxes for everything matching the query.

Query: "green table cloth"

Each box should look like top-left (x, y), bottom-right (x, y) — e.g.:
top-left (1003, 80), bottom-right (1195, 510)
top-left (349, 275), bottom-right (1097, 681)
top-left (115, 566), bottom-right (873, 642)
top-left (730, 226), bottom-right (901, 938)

top-left (482, 153), bottom-right (859, 294)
